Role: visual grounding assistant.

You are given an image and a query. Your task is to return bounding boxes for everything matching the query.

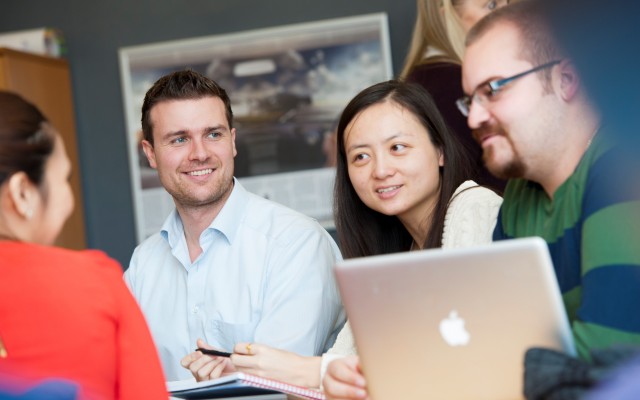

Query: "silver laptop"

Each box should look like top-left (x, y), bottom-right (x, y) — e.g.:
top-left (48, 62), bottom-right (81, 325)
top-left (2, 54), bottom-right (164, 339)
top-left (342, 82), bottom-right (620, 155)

top-left (334, 237), bottom-right (575, 400)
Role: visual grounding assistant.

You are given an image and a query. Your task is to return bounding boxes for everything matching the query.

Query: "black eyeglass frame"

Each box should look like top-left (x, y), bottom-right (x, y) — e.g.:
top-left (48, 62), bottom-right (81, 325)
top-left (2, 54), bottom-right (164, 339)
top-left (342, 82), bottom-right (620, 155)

top-left (456, 59), bottom-right (562, 117)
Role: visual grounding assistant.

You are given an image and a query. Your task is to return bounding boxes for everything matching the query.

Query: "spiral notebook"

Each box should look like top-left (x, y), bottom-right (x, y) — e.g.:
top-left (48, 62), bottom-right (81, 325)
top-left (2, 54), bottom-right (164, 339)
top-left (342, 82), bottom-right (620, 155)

top-left (167, 372), bottom-right (325, 399)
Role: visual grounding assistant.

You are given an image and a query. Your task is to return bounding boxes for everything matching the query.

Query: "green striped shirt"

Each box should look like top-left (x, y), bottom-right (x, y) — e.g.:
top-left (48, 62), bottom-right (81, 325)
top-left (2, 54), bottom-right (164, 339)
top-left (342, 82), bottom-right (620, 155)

top-left (494, 131), bottom-right (640, 359)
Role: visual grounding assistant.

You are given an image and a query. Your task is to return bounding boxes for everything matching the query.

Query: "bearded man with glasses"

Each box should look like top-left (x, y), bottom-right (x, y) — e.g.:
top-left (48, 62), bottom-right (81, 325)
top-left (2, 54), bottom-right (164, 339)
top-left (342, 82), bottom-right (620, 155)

top-left (460, 0), bottom-right (640, 364)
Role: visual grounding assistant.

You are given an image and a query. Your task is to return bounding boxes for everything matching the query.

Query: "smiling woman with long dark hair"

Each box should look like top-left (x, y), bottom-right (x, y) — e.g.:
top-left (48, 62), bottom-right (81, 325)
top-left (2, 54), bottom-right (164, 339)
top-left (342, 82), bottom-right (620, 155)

top-left (325, 79), bottom-right (502, 399)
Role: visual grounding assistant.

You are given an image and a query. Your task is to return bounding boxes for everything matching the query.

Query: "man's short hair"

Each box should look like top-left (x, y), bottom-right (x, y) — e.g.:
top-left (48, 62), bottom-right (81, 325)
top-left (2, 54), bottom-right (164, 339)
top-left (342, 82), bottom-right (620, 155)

top-left (465, 1), bottom-right (563, 86)
top-left (141, 69), bottom-right (233, 145)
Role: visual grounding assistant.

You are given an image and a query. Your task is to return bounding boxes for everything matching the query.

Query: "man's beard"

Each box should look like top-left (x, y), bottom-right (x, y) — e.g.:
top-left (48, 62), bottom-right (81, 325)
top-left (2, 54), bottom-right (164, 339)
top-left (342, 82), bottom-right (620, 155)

top-left (158, 163), bottom-right (235, 212)
top-left (473, 122), bottom-right (526, 180)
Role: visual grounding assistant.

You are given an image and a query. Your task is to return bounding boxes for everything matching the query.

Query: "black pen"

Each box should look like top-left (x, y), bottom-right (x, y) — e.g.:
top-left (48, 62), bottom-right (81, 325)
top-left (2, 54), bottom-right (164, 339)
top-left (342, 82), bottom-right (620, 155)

top-left (196, 347), bottom-right (232, 357)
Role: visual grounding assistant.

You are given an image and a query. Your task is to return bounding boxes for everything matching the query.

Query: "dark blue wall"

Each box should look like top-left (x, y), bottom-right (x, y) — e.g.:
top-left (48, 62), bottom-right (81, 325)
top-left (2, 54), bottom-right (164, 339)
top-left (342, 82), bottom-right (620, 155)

top-left (0, 0), bottom-right (413, 267)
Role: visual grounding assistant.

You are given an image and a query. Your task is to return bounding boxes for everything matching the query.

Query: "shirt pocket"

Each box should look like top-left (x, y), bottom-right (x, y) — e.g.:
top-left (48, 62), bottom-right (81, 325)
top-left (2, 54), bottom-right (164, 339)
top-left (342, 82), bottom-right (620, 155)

top-left (207, 319), bottom-right (259, 351)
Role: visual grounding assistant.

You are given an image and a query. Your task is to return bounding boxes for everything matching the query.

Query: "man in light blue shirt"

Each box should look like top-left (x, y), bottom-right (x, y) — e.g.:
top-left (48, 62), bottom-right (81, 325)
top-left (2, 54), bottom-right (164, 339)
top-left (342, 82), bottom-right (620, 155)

top-left (124, 70), bottom-right (345, 381)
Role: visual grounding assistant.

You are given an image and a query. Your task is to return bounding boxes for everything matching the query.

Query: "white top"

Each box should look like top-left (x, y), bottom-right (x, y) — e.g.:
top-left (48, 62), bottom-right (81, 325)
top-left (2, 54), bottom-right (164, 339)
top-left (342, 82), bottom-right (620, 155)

top-left (125, 180), bottom-right (346, 381)
top-left (319, 180), bottom-right (502, 382)
top-left (440, 180), bottom-right (502, 249)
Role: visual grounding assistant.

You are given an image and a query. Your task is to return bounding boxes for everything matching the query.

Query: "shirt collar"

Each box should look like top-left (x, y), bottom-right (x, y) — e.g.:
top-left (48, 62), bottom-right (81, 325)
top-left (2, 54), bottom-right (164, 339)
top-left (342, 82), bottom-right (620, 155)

top-left (208, 177), bottom-right (248, 245)
top-left (160, 209), bottom-right (183, 249)
top-left (159, 177), bottom-right (248, 248)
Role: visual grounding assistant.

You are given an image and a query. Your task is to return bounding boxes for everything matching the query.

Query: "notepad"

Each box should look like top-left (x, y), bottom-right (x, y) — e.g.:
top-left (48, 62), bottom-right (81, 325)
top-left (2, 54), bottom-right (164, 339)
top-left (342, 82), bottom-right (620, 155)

top-left (167, 372), bottom-right (325, 399)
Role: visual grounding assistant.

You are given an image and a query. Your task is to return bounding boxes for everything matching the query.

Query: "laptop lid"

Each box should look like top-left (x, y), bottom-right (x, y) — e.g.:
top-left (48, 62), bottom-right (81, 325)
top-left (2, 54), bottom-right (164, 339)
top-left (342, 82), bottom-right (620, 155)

top-left (334, 237), bottom-right (575, 400)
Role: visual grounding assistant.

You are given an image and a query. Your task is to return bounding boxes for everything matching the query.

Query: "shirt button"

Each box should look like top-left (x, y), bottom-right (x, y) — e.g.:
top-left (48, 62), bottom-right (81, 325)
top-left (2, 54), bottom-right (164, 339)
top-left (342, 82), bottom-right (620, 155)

top-left (192, 306), bottom-right (199, 314)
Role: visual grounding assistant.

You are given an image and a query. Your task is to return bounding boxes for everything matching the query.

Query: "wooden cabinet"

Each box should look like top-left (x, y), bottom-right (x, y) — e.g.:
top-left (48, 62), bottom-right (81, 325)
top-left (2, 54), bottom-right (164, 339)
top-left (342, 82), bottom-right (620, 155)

top-left (0, 48), bottom-right (86, 249)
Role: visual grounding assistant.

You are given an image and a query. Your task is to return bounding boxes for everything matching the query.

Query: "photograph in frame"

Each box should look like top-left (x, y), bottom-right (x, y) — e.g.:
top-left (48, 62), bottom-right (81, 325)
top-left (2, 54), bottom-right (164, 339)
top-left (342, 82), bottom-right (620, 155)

top-left (119, 13), bottom-right (393, 243)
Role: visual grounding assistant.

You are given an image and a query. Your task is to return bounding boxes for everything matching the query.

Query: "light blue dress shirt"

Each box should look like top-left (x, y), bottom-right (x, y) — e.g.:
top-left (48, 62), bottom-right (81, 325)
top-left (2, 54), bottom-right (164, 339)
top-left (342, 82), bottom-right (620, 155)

top-left (125, 180), bottom-right (345, 381)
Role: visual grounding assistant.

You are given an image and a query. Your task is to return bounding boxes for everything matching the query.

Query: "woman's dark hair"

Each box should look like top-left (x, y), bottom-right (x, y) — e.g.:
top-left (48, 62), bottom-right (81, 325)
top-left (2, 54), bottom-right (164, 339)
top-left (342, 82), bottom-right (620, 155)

top-left (0, 91), bottom-right (53, 188)
top-left (333, 80), bottom-right (475, 259)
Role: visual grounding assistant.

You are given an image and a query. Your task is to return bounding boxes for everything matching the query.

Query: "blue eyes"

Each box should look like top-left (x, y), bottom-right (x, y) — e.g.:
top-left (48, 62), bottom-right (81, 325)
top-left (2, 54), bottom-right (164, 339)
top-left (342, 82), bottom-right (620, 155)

top-left (170, 132), bottom-right (221, 145)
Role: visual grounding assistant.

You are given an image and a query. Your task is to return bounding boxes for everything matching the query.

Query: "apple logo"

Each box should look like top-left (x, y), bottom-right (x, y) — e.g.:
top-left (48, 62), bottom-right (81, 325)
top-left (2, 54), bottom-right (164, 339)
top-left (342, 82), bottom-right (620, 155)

top-left (439, 310), bottom-right (470, 346)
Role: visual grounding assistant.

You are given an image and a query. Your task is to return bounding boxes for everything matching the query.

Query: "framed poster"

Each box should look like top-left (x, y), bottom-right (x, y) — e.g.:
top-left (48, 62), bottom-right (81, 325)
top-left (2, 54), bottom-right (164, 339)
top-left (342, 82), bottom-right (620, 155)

top-left (119, 13), bottom-right (393, 243)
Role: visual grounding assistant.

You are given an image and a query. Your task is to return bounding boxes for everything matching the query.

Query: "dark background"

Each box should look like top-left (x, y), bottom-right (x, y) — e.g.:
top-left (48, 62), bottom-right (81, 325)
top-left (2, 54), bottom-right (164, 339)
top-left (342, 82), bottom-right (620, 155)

top-left (0, 0), bottom-right (414, 267)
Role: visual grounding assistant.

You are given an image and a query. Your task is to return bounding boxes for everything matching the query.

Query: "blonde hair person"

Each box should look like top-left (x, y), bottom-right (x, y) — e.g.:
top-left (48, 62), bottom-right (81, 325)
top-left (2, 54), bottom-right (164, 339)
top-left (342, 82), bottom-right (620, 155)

top-left (401, 0), bottom-right (460, 78)
top-left (401, 0), bottom-right (510, 193)
top-left (401, 0), bottom-right (511, 77)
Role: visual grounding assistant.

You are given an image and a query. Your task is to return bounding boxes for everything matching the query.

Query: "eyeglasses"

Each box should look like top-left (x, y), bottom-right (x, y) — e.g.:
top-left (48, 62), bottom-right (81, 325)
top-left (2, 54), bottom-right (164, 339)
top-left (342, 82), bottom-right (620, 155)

top-left (456, 60), bottom-right (561, 117)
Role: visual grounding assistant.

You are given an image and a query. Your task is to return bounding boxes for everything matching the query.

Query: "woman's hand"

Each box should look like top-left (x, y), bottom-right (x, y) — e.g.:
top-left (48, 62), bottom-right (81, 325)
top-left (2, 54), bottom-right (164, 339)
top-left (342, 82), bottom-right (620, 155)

top-left (323, 356), bottom-right (368, 400)
top-left (180, 338), bottom-right (237, 381)
top-left (231, 342), bottom-right (322, 388)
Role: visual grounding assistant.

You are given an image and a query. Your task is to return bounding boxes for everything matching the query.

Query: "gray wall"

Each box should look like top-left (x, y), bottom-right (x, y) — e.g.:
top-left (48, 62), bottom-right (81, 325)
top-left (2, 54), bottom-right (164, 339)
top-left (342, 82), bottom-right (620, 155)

top-left (0, 0), bottom-right (414, 267)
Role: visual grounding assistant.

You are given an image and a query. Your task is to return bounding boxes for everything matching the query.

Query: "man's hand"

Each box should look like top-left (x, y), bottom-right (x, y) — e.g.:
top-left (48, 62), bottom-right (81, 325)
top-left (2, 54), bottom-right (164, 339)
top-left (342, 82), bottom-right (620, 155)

top-left (180, 338), bottom-right (236, 381)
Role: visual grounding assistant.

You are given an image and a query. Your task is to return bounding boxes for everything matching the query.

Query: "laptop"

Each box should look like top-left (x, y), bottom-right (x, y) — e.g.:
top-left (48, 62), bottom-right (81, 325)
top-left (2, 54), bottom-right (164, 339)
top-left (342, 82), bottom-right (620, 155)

top-left (334, 237), bottom-right (575, 400)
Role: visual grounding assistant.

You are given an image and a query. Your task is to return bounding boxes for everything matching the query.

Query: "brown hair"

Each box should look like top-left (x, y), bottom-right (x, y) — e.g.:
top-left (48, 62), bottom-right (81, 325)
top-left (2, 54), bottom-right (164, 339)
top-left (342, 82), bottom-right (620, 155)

top-left (0, 91), bottom-right (54, 188)
top-left (466, 1), bottom-right (562, 86)
top-left (141, 69), bottom-right (233, 145)
top-left (333, 80), bottom-right (475, 258)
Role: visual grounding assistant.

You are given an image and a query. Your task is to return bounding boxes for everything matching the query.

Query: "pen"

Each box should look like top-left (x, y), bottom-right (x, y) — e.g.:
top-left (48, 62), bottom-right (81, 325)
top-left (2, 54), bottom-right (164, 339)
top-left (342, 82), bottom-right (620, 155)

top-left (196, 347), bottom-right (232, 357)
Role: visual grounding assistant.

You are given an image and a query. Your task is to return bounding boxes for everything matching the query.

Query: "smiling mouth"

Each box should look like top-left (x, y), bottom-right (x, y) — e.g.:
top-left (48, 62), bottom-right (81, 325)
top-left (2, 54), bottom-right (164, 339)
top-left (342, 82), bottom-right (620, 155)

top-left (186, 168), bottom-right (213, 176)
top-left (473, 130), bottom-right (499, 145)
top-left (377, 185), bottom-right (401, 193)
top-left (480, 134), bottom-right (495, 143)
top-left (473, 123), bottom-right (508, 145)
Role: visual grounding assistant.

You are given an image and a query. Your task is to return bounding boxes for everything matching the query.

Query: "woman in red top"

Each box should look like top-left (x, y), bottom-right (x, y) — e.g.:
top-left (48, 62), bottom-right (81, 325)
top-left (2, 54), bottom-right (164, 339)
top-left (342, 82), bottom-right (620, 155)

top-left (0, 92), bottom-right (167, 399)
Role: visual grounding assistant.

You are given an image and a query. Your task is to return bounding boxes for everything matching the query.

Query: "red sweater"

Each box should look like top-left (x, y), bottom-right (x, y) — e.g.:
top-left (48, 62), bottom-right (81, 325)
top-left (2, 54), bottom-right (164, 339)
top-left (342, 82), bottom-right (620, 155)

top-left (0, 241), bottom-right (167, 399)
